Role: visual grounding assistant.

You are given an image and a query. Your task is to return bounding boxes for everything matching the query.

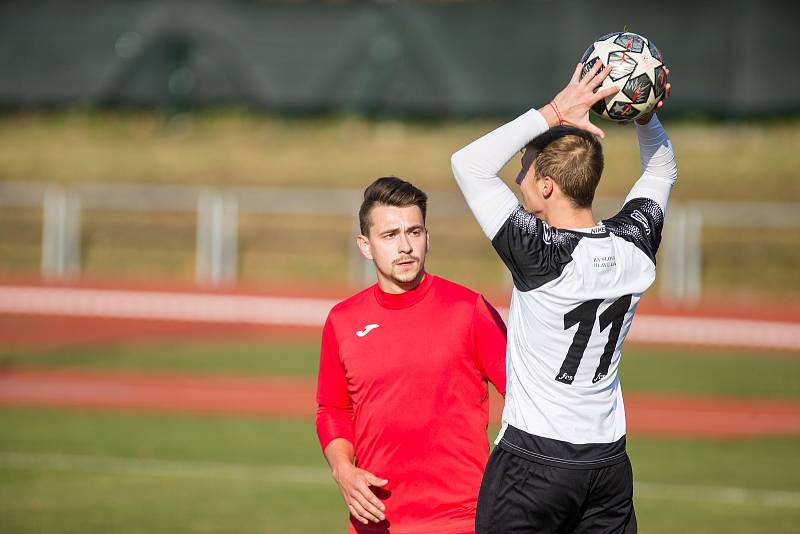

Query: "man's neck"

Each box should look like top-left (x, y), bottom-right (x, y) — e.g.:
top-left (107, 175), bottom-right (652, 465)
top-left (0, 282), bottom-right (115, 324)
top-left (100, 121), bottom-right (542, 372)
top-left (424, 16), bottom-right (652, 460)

top-left (376, 271), bottom-right (426, 294)
top-left (542, 206), bottom-right (596, 230)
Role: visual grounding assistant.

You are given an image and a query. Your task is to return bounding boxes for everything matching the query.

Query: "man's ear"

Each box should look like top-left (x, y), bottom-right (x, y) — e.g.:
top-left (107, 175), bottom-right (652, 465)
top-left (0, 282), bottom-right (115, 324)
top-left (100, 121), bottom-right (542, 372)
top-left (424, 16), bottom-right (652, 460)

top-left (356, 234), bottom-right (373, 260)
top-left (542, 176), bottom-right (555, 199)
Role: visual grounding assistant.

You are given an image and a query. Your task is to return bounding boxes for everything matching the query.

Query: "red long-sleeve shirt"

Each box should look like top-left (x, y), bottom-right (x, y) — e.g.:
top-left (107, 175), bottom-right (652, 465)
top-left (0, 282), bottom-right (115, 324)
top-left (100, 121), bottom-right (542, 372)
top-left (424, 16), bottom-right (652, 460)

top-left (316, 274), bottom-right (506, 534)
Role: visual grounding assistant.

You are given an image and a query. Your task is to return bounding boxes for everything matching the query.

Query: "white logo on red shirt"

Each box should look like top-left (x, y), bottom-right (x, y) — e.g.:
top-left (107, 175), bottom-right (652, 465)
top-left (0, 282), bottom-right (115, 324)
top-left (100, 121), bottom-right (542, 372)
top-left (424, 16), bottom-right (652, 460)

top-left (356, 324), bottom-right (380, 337)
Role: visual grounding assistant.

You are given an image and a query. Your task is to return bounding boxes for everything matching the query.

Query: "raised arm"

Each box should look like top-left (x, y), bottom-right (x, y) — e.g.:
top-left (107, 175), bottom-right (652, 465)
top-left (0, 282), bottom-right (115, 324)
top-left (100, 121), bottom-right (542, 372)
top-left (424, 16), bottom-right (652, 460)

top-left (450, 109), bottom-right (549, 239)
top-left (451, 62), bottom-right (619, 239)
top-left (625, 115), bottom-right (678, 214)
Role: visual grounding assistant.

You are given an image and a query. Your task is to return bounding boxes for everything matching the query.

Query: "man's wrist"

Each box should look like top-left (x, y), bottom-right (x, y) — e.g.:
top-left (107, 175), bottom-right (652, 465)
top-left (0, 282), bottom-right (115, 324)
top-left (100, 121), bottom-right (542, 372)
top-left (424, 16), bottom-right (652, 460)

top-left (330, 458), bottom-right (354, 481)
top-left (537, 104), bottom-right (560, 129)
top-left (635, 112), bottom-right (656, 126)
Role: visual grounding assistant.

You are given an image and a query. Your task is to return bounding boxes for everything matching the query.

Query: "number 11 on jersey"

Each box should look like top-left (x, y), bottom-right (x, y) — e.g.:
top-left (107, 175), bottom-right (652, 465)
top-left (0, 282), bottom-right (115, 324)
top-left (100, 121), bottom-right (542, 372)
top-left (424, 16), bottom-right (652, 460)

top-left (555, 294), bottom-right (633, 385)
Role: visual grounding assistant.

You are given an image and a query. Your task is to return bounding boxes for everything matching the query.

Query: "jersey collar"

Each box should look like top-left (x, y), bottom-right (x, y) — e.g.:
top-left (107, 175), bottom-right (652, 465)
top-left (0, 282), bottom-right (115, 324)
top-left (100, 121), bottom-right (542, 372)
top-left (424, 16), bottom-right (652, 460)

top-left (373, 273), bottom-right (435, 310)
top-left (564, 221), bottom-right (608, 237)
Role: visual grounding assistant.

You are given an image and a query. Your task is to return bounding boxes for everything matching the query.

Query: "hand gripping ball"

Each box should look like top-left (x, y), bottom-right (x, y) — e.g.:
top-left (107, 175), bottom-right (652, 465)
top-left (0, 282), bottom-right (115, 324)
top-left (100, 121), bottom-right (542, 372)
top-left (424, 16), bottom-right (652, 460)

top-left (580, 32), bottom-right (668, 122)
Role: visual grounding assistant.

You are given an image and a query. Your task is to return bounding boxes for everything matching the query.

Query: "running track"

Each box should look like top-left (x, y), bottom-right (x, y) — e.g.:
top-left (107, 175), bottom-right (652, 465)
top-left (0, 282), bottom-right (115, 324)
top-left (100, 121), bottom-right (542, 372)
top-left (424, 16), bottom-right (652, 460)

top-left (1, 282), bottom-right (799, 439)
top-left (2, 284), bottom-right (800, 350)
top-left (1, 368), bottom-right (799, 439)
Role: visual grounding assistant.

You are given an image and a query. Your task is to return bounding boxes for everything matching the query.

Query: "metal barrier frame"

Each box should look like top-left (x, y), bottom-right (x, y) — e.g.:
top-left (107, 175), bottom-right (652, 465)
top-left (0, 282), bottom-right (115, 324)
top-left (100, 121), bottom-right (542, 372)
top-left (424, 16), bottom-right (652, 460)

top-left (2, 181), bottom-right (799, 301)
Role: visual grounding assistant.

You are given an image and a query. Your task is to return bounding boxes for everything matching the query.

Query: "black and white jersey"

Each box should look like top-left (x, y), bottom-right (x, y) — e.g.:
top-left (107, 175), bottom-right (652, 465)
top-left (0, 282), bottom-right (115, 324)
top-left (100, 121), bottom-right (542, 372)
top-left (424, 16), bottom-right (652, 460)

top-left (452, 110), bottom-right (677, 469)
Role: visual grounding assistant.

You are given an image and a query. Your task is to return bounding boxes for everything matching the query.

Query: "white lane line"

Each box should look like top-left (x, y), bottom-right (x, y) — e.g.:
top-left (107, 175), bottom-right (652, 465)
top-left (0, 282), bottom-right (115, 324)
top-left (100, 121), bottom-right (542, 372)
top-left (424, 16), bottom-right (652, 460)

top-left (629, 315), bottom-right (800, 351)
top-left (1, 451), bottom-right (798, 508)
top-left (0, 286), bottom-right (334, 327)
top-left (637, 481), bottom-right (800, 508)
top-left (1, 285), bottom-right (799, 350)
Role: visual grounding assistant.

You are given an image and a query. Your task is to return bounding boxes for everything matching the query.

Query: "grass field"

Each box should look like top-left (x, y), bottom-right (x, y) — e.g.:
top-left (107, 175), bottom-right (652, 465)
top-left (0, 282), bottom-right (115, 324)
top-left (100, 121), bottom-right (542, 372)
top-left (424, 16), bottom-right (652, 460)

top-left (1, 409), bottom-right (798, 534)
top-left (1, 338), bottom-right (799, 533)
top-left (1, 112), bottom-right (799, 298)
top-left (2, 112), bottom-right (799, 203)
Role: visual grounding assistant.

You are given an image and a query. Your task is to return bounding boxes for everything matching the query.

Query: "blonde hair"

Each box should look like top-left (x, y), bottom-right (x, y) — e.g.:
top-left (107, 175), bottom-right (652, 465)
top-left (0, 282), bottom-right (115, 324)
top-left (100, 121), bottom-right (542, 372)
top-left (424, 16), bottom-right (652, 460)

top-left (528, 127), bottom-right (604, 208)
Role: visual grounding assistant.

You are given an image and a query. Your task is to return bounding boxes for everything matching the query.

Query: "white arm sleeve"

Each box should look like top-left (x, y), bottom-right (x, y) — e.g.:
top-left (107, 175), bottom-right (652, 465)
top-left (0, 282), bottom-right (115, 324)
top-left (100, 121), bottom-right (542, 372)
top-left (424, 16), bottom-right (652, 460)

top-left (451, 109), bottom-right (550, 239)
top-left (625, 115), bottom-right (678, 214)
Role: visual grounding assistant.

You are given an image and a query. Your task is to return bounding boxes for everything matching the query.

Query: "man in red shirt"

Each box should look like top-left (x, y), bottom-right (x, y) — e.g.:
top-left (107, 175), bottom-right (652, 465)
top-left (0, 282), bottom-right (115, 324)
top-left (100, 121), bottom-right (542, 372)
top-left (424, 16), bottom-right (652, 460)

top-left (316, 176), bottom-right (507, 533)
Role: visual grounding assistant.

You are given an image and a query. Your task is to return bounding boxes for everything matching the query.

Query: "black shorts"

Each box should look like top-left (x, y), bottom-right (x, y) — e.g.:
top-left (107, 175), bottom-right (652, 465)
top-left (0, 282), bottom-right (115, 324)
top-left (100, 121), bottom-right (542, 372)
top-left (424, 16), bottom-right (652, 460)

top-left (475, 446), bottom-right (636, 534)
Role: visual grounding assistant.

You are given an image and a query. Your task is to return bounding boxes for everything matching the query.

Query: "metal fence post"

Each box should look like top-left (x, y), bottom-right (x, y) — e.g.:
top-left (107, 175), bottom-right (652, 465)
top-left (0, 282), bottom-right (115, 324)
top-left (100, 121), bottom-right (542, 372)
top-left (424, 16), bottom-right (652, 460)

top-left (659, 205), bottom-right (702, 303)
top-left (41, 186), bottom-right (81, 280)
top-left (4, 182), bottom-right (795, 298)
top-left (348, 216), bottom-right (374, 289)
top-left (659, 205), bottom-right (686, 301)
top-left (223, 193), bottom-right (239, 284)
top-left (684, 206), bottom-right (703, 303)
top-left (196, 190), bottom-right (238, 286)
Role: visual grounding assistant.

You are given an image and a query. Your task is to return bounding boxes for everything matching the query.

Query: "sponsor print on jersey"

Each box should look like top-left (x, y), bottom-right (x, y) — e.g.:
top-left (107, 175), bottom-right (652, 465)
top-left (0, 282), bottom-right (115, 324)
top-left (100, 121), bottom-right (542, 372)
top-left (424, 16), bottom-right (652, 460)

top-left (604, 198), bottom-right (665, 263)
top-left (542, 225), bottom-right (552, 245)
top-left (592, 255), bottom-right (617, 269)
top-left (590, 223), bottom-right (606, 235)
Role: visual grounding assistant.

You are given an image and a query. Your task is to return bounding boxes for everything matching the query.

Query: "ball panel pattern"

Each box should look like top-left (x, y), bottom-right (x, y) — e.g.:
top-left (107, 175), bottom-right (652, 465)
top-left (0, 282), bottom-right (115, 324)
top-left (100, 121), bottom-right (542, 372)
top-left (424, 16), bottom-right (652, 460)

top-left (578, 32), bottom-right (666, 122)
top-left (623, 73), bottom-right (652, 104)
top-left (607, 51), bottom-right (637, 81)
top-left (613, 33), bottom-right (645, 53)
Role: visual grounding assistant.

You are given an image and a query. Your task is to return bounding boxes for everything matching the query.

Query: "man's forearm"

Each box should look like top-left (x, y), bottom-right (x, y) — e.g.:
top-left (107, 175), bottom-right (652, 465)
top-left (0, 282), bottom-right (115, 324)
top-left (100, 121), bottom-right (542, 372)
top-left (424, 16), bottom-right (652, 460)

top-left (451, 109), bottom-right (550, 239)
top-left (324, 437), bottom-right (387, 524)
top-left (323, 437), bottom-right (356, 477)
top-left (625, 115), bottom-right (677, 212)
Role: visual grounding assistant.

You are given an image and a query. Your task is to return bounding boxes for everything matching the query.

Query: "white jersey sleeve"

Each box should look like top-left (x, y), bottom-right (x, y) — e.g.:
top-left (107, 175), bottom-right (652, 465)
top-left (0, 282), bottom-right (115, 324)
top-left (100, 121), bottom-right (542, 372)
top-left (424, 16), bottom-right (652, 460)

top-left (451, 109), bottom-right (550, 239)
top-left (625, 115), bottom-right (678, 215)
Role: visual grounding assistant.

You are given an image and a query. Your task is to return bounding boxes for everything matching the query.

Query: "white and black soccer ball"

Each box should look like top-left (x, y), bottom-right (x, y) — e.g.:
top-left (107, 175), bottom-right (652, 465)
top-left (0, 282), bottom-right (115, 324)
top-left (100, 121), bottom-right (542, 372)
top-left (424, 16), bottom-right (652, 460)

top-left (579, 32), bottom-right (667, 122)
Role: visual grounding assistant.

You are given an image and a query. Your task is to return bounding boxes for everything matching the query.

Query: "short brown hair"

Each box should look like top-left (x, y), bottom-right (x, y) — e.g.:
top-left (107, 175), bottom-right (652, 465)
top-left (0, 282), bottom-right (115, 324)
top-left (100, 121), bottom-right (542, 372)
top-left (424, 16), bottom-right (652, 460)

top-left (358, 176), bottom-right (428, 235)
top-left (525, 126), bottom-right (604, 208)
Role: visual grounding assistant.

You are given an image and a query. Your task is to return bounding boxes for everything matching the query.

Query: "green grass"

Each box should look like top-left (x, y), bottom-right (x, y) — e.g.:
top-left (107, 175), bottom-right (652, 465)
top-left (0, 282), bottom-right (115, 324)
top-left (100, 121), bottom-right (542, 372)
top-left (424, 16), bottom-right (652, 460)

top-left (0, 408), bottom-right (319, 465)
top-left (2, 341), bottom-right (799, 399)
top-left (701, 226), bottom-right (800, 298)
top-left (0, 338), bottom-right (797, 533)
top-left (0, 408), bottom-right (797, 534)
top-left (629, 436), bottom-right (800, 492)
top-left (1, 112), bottom-right (799, 203)
top-left (0, 410), bottom-right (339, 534)
top-left (0, 340), bottom-right (322, 377)
top-left (620, 347), bottom-right (800, 399)
top-left (0, 408), bottom-right (337, 534)
top-left (1, 112), bottom-right (799, 297)
top-left (629, 437), bottom-right (800, 533)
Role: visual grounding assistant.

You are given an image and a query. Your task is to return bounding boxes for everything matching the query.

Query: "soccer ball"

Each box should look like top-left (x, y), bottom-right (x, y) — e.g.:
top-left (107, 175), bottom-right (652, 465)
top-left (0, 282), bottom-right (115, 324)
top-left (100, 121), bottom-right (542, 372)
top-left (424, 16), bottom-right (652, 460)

top-left (579, 32), bottom-right (667, 122)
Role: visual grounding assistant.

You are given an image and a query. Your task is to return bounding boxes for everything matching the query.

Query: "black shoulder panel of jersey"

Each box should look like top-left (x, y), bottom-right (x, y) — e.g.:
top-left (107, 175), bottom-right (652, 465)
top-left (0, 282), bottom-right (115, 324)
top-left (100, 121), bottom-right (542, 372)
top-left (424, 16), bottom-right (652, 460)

top-left (604, 197), bottom-right (665, 264)
top-left (491, 206), bottom-right (583, 292)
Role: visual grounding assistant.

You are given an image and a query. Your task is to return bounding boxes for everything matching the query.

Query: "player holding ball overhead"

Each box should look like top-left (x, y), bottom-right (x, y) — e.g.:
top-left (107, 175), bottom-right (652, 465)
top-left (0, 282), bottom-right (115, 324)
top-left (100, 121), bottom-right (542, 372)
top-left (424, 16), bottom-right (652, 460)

top-left (451, 33), bottom-right (675, 533)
